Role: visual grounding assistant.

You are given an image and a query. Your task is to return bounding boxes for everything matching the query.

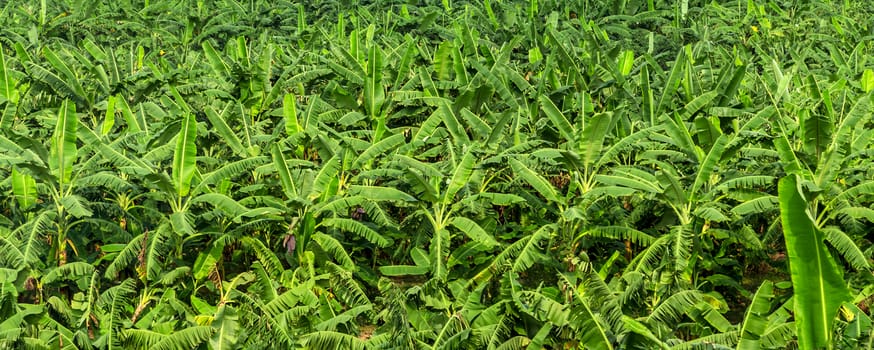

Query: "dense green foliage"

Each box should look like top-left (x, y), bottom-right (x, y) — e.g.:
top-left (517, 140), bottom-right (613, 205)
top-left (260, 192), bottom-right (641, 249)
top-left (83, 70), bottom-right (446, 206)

top-left (0, 0), bottom-right (873, 348)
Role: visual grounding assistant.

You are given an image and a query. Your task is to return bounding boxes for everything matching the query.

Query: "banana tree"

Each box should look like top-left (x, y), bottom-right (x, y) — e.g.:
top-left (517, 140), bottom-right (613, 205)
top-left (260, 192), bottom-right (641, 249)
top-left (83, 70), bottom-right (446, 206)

top-left (200, 36), bottom-right (286, 119)
top-left (271, 128), bottom-right (394, 262)
top-left (667, 280), bottom-right (796, 349)
top-left (776, 81), bottom-right (873, 272)
top-left (733, 71), bottom-right (874, 271)
top-left (0, 100), bottom-right (96, 267)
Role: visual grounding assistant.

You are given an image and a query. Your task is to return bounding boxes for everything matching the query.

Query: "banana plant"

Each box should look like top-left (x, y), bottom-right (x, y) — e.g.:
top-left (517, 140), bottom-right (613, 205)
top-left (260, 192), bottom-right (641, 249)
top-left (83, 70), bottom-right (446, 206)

top-left (271, 135), bottom-right (393, 263)
top-left (89, 107), bottom-right (273, 284)
top-left (592, 97), bottom-right (772, 294)
top-left (534, 92), bottom-right (658, 241)
top-left (668, 280), bottom-right (796, 349)
top-left (200, 36), bottom-right (285, 117)
top-left (321, 26), bottom-right (424, 144)
top-left (0, 100), bottom-right (97, 268)
top-left (737, 71), bottom-right (874, 272)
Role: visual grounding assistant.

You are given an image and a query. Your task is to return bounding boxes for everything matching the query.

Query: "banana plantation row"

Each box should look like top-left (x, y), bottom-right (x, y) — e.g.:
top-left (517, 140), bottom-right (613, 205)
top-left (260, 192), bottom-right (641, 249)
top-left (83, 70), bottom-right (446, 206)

top-left (0, 0), bottom-right (872, 349)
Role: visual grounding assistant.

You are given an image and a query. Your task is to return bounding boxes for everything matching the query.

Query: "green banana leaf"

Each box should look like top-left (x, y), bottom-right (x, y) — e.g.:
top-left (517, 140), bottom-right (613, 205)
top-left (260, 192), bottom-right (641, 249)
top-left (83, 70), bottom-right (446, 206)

top-left (172, 113), bottom-right (197, 197)
top-left (50, 99), bottom-right (78, 191)
top-left (778, 175), bottom-right (851, 349)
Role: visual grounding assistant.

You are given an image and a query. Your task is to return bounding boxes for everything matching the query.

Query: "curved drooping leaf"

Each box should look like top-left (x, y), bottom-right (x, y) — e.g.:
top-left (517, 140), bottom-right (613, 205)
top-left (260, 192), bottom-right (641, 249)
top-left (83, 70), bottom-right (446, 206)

top-left (580, 226), bottom-right (655, 246)
top-left (0, 211), bottom-right (53, 269)
top-left (60, 194), bottom-right (93, 218)
top-left (353, 133), bottom-right (406, 168)
top-left (311, 233), bottom-right (356, 270)
top-left (509, 158), bottom-right (560, 203)
top-left (205, 104), bottom-right (247, 158)
top-left (596, 169), bottom-right (662, 194)
top-left (192, 193), bottom-right (249, 218)
top-left (660, 112), bottom-right (700, 161)
top-left (648, 290), bottom-right (704, 325)
top-left (77, 125), bottom-right (152, 173)
top-left (202, 41), bottom-right (231, 78)
top-left (472, 225), bottom-right (553, 285)
top-left (678, 91), bottom-right (718, 122)
top-left (820, 226), bottom-right (870, 271)
top-left (623, 316), bottom-right (670, 350)
top-left (460, 108), bottom-right (491, 141)
top-left (146, 223), bottom-right (177, 281)
top-left (240, 237), bottom-right (284, 278)
top-left (42, 261), bottom-right (95, 284)
top-left (773, 134), bottom-right (804, 176)
top-left (28, 58), bottom-right (87, 105)
top-left (436, 99), bottom-right (470, 146)
top-left (594, 125), bottom-right (657, 169)
top-left (449, 216), bottom-right (498, 249)
top-left (304, 331), bottom-right (365, 350)
top-left (732, 195), bottom-right (779, 216)
top-left (311, 153), bottom-right (342, 200)
top-left (348, 185), bottom-right (417, 203)
top-left (379, 264), bottom-right (430, 276)
top-left (104, 233), bottom-right (145, 279)
top-left (321, 218), bottom-right (390, 247)
top-left (152, 325), bottom-right (213, 350)
top-left (538, 95), bottom-right (575, 143)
